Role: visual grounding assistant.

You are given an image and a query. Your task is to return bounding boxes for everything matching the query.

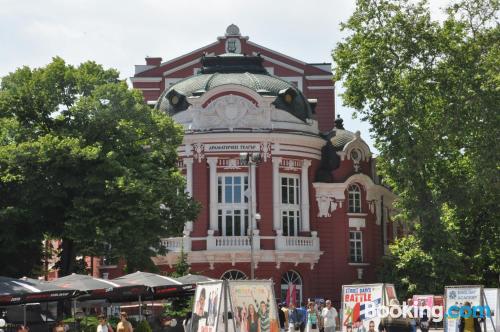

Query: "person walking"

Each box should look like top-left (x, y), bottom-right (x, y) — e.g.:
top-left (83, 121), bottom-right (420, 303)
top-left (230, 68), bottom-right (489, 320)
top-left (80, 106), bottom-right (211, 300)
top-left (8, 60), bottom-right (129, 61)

top-left (116, 312), bottom-right (133, 332)
top-left (298, 303), bottom-right (308, 332)
top-left (288, 303), bottom-right (303, 332)
top-left (97, 315), bottom-right (113, 332)
top-left (321, 300), bottom-right (338, 332)
top-left (459, 302), bottom-right (482, 332)
top-left (306, 302), bottom-right (320, 332)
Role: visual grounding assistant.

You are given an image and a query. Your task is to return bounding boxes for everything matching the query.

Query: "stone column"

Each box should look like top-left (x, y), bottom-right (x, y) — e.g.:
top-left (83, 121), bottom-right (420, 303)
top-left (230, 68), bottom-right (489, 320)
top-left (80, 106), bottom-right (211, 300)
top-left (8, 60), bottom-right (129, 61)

top-left (301, 159), bottom-right (312, 232)
top-left (207, 157), bottom-right (218, 232)
top-left (272, 157), bottom-right (282, 231)
top-left (250, 163), bottom-right (257, 230)
top-left (184, 158), bottom-right (194, 196)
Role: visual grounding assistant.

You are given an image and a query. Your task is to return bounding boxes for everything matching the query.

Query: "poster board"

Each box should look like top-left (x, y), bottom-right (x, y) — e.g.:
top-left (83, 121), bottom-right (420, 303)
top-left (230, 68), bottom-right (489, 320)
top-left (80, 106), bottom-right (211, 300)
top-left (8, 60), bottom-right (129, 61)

top-left (228, 280), bottom-right (280, 332)
top-left (444, 286), bottom-right (483, 332)
top-left (341, 283), bottom-right (386, 332)
top-left (191, 281), bottom-right (224, 332)
top-left (484, 288), bottom-right (499, 332)
top-left (412, 295), bottom-right (434, 311)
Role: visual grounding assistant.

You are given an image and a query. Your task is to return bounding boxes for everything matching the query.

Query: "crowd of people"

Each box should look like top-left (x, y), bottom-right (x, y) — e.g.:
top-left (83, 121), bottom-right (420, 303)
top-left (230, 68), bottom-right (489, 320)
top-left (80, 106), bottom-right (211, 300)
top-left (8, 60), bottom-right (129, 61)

top-left (277, 300), bottom-right (339, 332)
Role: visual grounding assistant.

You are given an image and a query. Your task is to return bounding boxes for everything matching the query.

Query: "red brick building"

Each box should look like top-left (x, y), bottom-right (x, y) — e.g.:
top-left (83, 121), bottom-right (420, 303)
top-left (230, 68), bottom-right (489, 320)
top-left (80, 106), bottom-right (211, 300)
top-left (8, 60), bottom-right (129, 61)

top-left (125, 25), bottom-right (400, 306)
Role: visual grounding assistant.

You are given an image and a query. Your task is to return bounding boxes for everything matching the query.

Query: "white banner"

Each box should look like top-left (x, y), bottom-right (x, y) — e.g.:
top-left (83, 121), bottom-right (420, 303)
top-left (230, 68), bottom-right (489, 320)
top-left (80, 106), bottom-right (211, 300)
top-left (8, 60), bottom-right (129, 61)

top-left (445, 286), bottom-right (482, 332)
top-left (341, 284), bottom-right (385, 332)
top-left (191, 282), bottom-right (223, 332)
top-left (484, 288), bottom-right (499, 332)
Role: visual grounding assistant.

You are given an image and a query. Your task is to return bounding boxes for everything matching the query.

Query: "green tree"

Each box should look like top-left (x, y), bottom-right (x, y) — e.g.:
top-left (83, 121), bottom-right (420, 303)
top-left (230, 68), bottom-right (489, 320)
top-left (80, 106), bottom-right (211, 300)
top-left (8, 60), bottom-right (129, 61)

top-left (0, 57), bottom-right (199, 277)
top-left (333, 0), bottom-right (499, 298)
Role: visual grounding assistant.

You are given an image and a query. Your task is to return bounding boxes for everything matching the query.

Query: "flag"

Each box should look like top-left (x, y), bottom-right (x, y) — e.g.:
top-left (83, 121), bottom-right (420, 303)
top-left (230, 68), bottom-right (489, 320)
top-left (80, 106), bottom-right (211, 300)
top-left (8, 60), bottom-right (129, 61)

top-left (286, 283), bottom-right (296, 306)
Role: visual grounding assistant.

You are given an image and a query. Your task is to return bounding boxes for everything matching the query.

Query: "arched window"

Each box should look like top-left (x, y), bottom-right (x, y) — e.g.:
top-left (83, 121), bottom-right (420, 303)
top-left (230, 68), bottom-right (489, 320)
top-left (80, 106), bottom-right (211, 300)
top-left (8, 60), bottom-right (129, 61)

top-left (348, 184), bottom-right (362, 213)
top-left (280, 271), bottom-right (302, 305)
top-left (221, 270), bottom-right (247, 280)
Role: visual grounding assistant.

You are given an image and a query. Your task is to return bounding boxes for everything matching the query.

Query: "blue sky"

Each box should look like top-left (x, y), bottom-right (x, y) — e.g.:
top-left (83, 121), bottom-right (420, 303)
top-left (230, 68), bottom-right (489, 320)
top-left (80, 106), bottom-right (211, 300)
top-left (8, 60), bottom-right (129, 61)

top-left (0, 0), bottom-right (450, 153)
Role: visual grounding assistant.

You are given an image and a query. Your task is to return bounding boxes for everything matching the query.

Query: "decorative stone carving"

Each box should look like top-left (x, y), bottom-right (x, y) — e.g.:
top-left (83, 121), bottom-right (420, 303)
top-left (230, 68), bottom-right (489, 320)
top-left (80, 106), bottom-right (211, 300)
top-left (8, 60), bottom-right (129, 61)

top-left (317, 194), bottom-right (333, 217)
top-left (192, 95), bottom-right (269, 129)
top-left (260, 142), bottom-right (271, 162)
top-left (193, 143), bottom-right (204, 162)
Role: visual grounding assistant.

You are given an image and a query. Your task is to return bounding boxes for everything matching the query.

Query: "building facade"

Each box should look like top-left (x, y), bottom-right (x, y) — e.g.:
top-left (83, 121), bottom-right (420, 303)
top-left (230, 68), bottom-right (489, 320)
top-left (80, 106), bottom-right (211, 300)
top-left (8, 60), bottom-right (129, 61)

top-left (127, 25), bottom-right (399, 306)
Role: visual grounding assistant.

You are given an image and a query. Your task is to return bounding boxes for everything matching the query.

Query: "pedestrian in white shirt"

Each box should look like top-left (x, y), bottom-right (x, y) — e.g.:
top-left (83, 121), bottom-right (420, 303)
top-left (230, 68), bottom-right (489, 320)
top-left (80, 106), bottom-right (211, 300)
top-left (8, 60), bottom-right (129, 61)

top-left (321, 300), bottom-right (338, 332)
top-left (97, 315), bottom-right (113, 332)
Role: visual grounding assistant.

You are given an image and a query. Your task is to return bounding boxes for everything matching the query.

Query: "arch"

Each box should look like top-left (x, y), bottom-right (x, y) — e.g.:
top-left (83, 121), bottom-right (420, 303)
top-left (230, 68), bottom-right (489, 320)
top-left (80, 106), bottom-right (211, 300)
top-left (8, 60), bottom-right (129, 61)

top-left (344, 131), bottom-right (371, 162)
top-left (280, 270), bottom-right (303, 305)
top-left (221, 269), bottom-right (247, 280)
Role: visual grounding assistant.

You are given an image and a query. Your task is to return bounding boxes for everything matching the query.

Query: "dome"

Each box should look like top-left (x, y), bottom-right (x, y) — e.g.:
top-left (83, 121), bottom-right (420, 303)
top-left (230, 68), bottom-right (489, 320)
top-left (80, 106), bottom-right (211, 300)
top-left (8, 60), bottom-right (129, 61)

top-left (330, 129), bottom-right (355, 149)
top-left (156, 54), bottom-right (314, 123)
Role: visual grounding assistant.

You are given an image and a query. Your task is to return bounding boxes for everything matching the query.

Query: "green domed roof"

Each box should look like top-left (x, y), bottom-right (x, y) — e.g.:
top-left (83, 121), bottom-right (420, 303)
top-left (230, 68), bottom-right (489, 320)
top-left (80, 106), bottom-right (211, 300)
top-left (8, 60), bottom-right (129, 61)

top-left (330, 129), bottom-right (355, 149)
top-left (156, 54), bottom-right (313, 122)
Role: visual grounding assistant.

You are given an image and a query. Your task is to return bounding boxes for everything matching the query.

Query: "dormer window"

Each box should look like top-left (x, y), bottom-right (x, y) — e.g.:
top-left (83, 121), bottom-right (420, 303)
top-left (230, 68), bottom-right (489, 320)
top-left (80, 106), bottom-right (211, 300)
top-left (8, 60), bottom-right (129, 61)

top-left (348, 184), bottom-right (362, 213)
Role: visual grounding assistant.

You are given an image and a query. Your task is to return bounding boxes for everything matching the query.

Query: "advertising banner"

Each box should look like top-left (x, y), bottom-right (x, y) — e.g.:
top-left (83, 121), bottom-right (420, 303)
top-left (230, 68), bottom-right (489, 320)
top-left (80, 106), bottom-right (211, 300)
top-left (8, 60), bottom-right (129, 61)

top-left (341, 284), bottom-right (385, 332)
top-left (484, 288), bottom-right (499, 332)
top-left (444, 286), bottom-right (483, 332)
top-left (412, 295), bottom-right (435, 309)
top-left (191, 281), bottom-right (223, 332)
top-left (228, 280), bottom-right (279, 332)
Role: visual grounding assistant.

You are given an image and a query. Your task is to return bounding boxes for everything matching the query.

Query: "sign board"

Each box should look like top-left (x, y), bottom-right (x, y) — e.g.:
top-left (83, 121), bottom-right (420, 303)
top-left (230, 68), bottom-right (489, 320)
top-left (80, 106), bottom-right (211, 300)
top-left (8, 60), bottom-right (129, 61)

top-left (341, 283), bottom-right (388, 332)
top-left (205, 143), bottom-right (260, 153)
top-left (444, 286), bottom-right (483, 332)
top-left (484, 288), bottom-right (499, 332)
top-left (228, 280), bottom-right (280, 332)
top-left (191, 281), bottom-right (223, 332)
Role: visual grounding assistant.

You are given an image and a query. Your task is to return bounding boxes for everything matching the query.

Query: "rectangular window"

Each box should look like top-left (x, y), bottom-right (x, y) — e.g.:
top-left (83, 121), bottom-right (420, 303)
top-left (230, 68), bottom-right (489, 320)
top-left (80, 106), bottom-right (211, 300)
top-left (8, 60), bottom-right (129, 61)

top-left (218, 209), bottom-right (249, 236)
top-left (349, 231), bottom-right (363, 263)
top-left (280, 175), bottom-right (301, 236)
top-left (217, 174), bottom-right (249, 236)
top-left (281, 176), bottom-right (300, 204)
top-left (282, 210), bottom-right (300, 236)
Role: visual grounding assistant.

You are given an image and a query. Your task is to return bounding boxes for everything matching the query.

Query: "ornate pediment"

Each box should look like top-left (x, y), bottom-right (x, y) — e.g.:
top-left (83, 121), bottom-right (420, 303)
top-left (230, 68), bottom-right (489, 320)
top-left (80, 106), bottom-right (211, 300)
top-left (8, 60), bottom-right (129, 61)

top-left (192, 94), bottom-right (270, 129)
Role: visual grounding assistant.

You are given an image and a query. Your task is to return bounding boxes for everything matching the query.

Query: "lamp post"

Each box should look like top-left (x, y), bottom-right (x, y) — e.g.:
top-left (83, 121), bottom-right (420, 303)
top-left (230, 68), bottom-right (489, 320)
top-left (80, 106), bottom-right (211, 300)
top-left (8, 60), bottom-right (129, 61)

top-left (240, 152), bottom-right (262, 280)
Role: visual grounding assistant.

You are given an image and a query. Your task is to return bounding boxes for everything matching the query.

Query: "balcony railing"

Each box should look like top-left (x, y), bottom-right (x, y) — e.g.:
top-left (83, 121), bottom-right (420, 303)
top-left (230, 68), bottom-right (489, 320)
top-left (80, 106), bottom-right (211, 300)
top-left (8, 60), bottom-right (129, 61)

top-left (159, 232), bottom-right (320, 253)
top-left (160, 237), bottom-right (191, 252)
top-left (275, 232), bottom-right (320, 252)
top-left (207, 235), bottom-right (259, 251)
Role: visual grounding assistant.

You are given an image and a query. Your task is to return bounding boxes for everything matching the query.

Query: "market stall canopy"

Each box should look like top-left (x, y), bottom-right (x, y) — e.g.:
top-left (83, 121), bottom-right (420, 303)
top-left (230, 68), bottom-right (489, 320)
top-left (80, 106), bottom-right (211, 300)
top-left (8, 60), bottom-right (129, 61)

top-left (48, 273), bottom-right (134, 300)
top-left (0, 276), bottom-right (77, 306)
top-left (113, 272), bottom-right (194, 299)
top-left (175, 274), bottom-right (216, 284)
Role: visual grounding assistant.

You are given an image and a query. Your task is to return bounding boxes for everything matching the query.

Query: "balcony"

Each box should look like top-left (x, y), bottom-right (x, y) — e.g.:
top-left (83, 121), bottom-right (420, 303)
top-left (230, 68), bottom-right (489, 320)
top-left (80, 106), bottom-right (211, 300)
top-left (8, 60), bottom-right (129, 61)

top-left (206, 230), bottom-right (260, 251)
top-left (275, 232), bottom-right (320, 252)
top-left (155, 231), bottom-right (322, 270)
top-left (160, 237), bottom-right (191, 252)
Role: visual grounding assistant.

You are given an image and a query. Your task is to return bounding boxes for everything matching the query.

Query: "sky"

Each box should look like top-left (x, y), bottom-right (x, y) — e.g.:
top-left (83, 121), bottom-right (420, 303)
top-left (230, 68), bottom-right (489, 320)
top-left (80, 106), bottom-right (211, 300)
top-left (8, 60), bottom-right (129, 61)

top-left (0, 0), bottom-right (451, 153)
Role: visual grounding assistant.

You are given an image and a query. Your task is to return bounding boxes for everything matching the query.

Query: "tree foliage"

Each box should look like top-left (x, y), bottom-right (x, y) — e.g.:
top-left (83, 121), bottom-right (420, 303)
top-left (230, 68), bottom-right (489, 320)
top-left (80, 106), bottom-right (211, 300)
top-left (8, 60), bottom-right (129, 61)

top-left (0, 57), bottom-right (199, 277)
top-left (333, 0), bottom-right (499, 298)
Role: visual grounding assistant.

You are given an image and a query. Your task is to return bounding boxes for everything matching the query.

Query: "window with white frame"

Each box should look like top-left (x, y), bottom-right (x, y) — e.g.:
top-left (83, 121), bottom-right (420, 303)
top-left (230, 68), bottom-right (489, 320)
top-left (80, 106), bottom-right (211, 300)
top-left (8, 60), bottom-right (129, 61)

top-left (281, 175), bottom-right (300, 236)
top-left (217, 174), bottom-right (249, 236)
top-left (348, 184), bottom-right (362, 213)
top-left (349, 231), bottom-right (363, 263)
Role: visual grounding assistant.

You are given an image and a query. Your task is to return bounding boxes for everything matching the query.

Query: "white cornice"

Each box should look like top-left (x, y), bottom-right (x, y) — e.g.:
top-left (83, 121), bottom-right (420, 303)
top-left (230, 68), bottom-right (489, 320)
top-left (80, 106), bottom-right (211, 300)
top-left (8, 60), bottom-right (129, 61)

top-left (247, 40), bottom-right (307, 65)
top-left (306, 75), bottom-right (333, 80)
top-left (253, 52), bottom-right (304, 74)
top-left (307, 86), bottom-right (335, 90)
top-left (163, 58), bottom-right (201, 77)
top-left (158, 41), bottom-right (220, 67)
top-left (130, 77), bottom-right (162, 83)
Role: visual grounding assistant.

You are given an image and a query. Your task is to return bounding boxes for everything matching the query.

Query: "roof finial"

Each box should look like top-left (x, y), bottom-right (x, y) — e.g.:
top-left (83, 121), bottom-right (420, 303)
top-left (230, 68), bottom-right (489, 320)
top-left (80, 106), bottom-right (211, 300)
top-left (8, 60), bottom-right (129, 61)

top-left (335, 114), bottom-right (344, 129)
top-left (225, 24), bottom-right (241, 37)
